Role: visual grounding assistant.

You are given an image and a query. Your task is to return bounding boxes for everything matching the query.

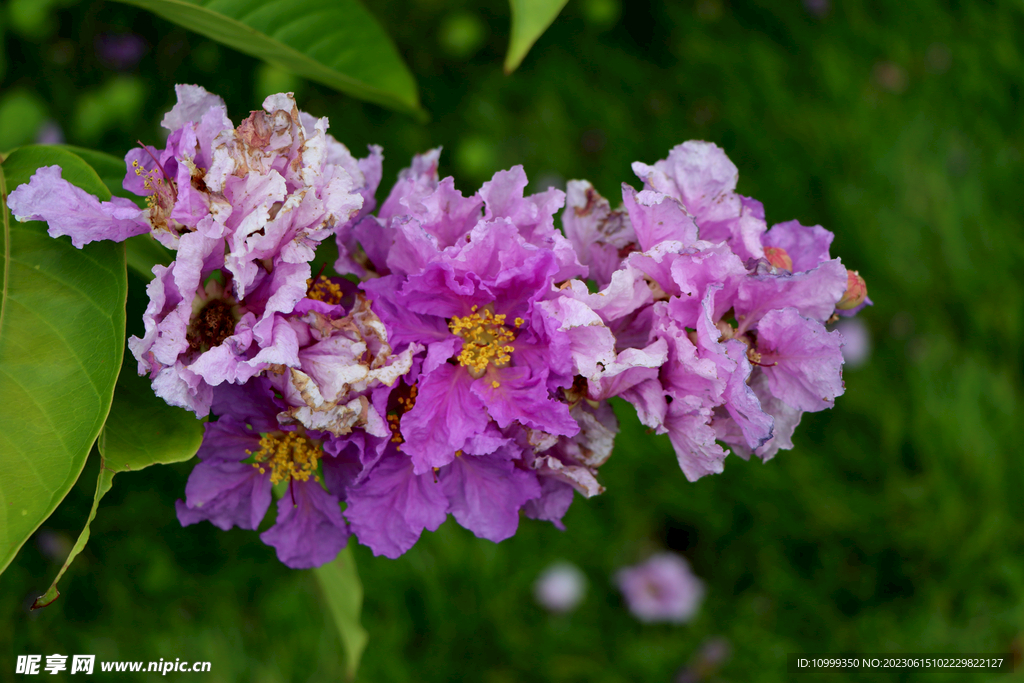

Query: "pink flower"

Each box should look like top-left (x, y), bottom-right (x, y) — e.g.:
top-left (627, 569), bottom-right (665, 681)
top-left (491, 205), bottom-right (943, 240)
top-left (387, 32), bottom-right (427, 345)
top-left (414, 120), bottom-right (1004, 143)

top-left (616, 553), bottom-right (704, 624)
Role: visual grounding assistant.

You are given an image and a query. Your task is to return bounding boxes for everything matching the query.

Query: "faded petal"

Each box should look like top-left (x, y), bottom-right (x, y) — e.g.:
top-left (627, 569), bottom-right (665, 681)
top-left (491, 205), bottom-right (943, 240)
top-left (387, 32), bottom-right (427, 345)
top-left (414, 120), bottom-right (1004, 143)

top-left (161, 84), bottom-right (228, 131)
top-left (632, 141), bottom-right (740, 232)
top-left (561, 180), bottom-right (636, 284)
top-left (529, 454), bottom-right (604, 498)
top-left (719, 371), bottom-right (803, 462)
top-left (377, 148), bottom-right (441, 223)
top-left (558, 266), bottom-right (653, 326)
top-left (620, 378), bottom-right (669, 432)
top-left (535, 296), bottom-right (616, 381)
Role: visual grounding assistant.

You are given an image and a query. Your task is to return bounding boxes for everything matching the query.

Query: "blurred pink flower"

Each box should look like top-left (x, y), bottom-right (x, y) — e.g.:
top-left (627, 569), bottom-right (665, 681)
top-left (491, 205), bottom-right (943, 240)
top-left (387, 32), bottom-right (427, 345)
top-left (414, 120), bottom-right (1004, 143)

top-left (835, 318), bottom-right (871, 368)
top-left (534, 562), bottom-right (587, 613)
top-left (616, 552), bottom-right (704, 623)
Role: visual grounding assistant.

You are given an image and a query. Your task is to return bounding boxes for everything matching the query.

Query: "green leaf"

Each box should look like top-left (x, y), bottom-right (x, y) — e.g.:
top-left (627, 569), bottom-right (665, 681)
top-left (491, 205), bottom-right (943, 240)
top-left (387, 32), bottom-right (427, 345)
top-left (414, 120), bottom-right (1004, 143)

top-left (504, 0), bottom-right (569, 73)
top-left (110, 0), bottom-right (424, 118)
top-left (0, 146), bottom-right (127, 577)
top-left (313, 545), bottom-right (369, 680)
top-left (55, 145), bottom-right (130, 201)
top-left (55, 145), bottom-right (173, 279)
top-left (32, 296), bottom-right (204, 607)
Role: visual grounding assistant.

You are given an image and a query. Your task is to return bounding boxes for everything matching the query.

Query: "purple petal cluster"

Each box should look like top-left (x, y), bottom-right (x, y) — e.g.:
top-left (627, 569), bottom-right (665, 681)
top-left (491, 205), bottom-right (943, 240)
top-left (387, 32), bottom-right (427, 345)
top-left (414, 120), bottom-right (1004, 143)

top-left (8, 85), bottom-right (870, 567)
top-left (565, 141), bottom-right (870, 472)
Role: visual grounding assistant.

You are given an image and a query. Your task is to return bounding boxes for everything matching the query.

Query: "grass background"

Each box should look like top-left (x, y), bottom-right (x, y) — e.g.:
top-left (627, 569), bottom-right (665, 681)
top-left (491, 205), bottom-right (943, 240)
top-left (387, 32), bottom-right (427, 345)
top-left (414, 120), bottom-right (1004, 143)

top-left (2, 0), bottom-right (1023, 680)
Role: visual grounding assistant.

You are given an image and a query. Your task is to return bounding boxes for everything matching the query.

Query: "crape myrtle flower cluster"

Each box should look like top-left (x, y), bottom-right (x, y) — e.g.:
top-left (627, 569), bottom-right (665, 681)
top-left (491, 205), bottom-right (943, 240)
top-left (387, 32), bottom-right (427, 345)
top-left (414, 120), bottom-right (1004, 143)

top-left (8, 86), bottom-right (870, 568)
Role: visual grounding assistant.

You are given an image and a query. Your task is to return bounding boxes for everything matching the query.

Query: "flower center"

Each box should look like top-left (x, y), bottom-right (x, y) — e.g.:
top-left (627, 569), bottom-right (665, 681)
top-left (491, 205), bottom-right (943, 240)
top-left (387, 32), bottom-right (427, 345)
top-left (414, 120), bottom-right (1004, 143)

top-left (306, 275), bottom-right (344, 305)
top-left (448, 305), bottom-right (520, 378)
top-left (187, 299), bottom-right (237, 352)
top-left (248, 431), bottom-right (322, 485)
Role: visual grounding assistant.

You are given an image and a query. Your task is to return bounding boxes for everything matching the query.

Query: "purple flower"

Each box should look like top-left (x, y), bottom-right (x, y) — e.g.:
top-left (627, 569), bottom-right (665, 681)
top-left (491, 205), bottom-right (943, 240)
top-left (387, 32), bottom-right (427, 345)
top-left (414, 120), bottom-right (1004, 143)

top-left (555, 143), bottom-right (864, 480)
top-left (175, 379), bottom-right (352, 568)
top-left (12, 87), bottom-right (372, 418)
top-left (440, 449), bottom-right (541, 542)
top-left (20, 103), bottom-right (874, 564)
top-left (327, 153), bottom-right (635, 552)
top-left (616, 553), bottom-right (704, 624)
top-left (632, 141), bottom-right (766, 261)
top-left (260, 479), bottom-right (350, 569)
top-left (385, 210), bottom-right (585, 475)
top-left (342, 450), bottom-right (449, 559)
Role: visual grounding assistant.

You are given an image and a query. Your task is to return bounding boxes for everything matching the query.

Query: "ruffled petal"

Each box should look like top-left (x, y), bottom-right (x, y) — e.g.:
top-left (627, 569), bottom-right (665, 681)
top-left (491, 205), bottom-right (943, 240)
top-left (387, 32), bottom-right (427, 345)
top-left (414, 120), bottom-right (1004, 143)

top-left (440, 453), bottom-right (541, 542)
top-left (259, 480), bottom-right (350, 568)
top-left (400, 364), bottom-right (491, 473)
top-left (8, 166), bottom-right (150, 248)
top-left (756, 307), bottom-right (845, 412)
top-left (343, 453), bottom-right (449, 558)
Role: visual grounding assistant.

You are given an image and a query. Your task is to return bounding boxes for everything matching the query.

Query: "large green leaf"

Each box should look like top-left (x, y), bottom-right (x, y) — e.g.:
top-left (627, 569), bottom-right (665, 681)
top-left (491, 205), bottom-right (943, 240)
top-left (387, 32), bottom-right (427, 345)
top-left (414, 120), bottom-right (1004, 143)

top-left (56, 145), bottom-right (173, 279)
top-left (0, 146), bottom-right (127, 576)
top-left (110, 0), bottom-right (423, 117)
top-left (56, 145), bottom-right (129, 201)
top-left (504, 0), bottom-right (569, 73)
top-left (313, 545), bottom-right (369, 680)
top-left (32, 293), bottom-right (204, 607)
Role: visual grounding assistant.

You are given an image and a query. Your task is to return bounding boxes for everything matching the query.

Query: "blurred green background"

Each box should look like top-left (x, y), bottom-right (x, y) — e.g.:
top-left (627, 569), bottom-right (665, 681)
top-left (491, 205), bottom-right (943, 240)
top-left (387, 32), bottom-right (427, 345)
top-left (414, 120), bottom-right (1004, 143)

top-left (2, 0), bottom-right (1024, 680)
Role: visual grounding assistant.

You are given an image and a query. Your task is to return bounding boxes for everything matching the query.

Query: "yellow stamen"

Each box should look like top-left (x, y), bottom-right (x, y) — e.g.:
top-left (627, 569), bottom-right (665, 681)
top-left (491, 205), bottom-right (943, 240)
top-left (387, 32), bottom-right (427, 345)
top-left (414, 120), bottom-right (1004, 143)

top-left (387, 384), bottom-right (418, 444)
top-left (491, 380), bottom-right (500, 388)
top-left (247, 431), bottom-right (322, 485)
top-left (448, 305), bottom-right (517, 378)
top-left (306, 276), bottom-right (344, 305)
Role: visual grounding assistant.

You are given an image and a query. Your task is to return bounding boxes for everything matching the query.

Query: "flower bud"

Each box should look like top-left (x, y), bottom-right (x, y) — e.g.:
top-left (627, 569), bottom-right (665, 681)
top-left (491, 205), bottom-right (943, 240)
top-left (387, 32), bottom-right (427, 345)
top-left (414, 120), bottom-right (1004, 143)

top-left (763, 246), bottom-right (793, 272)
top-left (836, 269), bottom-right (868, 310)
